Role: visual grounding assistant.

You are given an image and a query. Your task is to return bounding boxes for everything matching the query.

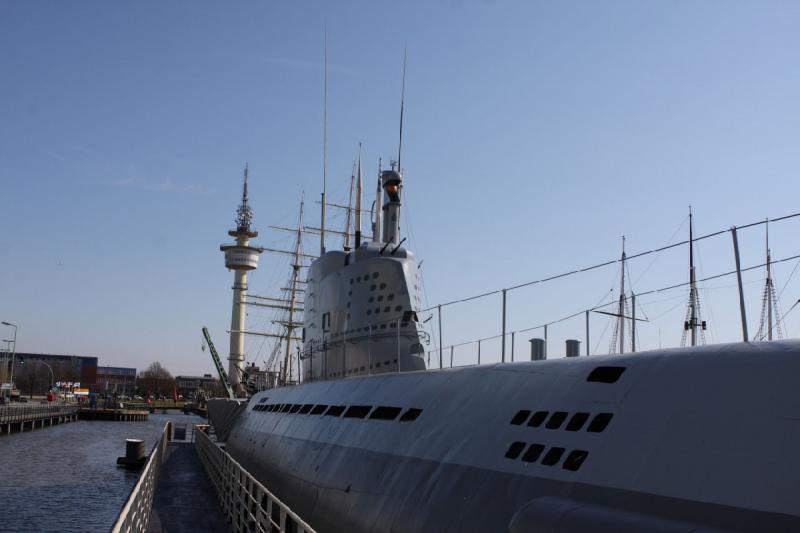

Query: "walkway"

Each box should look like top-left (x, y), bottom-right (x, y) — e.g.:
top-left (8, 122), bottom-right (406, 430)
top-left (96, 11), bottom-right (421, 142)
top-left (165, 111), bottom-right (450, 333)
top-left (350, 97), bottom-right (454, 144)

top-left (146, 439), bottom-right (229, 533)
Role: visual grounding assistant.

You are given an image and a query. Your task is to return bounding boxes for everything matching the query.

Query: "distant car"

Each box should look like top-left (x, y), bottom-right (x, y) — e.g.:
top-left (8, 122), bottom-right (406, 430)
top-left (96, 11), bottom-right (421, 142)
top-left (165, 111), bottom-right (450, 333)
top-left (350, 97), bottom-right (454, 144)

top-left (133, 395), bottom-right (143, 401)
top-left (17, 397), bottom-right (28, 403)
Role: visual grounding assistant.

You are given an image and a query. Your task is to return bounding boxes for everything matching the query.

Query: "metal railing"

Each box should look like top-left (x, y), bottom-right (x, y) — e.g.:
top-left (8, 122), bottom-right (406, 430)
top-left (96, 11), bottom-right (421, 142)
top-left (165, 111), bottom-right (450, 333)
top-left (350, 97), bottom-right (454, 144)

top-left (194, 426), bottom-right (315, 532)
top-left (110, 422), bottom-right (172, 533)
top-left (0, 404), bottom-right (78, 424)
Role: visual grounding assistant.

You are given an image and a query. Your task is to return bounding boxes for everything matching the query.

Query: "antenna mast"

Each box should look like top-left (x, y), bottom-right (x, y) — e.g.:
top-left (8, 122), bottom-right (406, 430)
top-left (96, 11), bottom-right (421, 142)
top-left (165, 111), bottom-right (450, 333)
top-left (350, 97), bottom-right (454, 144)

top-left (320, 28), bottom-right (328, 255)
top-left (682, 207), bottom-right (706, 347)
top-left (344, 162), bottom-right (355, 250)
top-left (355, 143), bottom-right (363, 248)
top-left (397, 48), bottom-right (407, 170)
top-left (617, 237), bottom-right (627, 354)
top-left (756, 219), bottom-right (784, 340)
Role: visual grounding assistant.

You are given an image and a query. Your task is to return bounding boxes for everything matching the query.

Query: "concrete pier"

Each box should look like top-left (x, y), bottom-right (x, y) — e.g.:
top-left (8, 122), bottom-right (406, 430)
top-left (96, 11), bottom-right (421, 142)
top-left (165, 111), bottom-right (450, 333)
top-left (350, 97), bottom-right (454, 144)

top-left (0, 404), bottom-right (79, 435)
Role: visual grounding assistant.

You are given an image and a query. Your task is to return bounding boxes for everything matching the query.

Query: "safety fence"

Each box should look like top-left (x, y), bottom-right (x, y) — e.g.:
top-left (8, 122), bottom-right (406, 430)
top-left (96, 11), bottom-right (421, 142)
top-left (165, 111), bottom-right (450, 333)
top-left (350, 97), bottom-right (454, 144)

top-left (0, 404), bottom-right (78, 424)
top-left (110, 421), bottom-right (173, 533)
top-left (195, 426), bottom-right (315, 533)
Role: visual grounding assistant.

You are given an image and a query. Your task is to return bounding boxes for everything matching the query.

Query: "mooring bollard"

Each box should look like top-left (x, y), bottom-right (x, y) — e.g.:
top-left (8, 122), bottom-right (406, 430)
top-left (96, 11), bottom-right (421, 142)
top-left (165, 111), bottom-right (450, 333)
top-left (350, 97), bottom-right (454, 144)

top-left (117, 438), bottom-right (146, 468)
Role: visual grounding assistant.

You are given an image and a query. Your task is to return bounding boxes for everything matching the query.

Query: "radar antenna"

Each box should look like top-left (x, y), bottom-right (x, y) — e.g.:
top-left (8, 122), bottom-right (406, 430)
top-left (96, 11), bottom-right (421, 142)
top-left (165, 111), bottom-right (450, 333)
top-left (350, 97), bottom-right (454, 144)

top-left (236, 163), bottom-right (254, 233)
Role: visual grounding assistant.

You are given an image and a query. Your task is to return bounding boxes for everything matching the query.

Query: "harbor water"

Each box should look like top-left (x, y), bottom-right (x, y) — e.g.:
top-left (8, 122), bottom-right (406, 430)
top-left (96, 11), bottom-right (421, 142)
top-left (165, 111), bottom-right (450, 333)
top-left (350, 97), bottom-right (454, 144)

top-left (0, 411), bottom-right (206, 532)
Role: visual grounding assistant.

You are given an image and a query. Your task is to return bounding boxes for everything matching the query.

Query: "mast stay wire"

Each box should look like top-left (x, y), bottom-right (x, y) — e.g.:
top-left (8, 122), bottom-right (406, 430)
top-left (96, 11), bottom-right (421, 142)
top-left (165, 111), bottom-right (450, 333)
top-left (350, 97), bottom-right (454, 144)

top-left (421, 211), bottom-right (800, 314)
top-left (437, 251), bottom-right (800, 356)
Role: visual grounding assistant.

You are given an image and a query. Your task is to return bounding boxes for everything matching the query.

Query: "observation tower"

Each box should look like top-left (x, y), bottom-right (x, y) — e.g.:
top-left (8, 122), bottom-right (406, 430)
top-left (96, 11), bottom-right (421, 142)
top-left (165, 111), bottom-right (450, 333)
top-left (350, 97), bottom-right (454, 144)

top-left (220, 165), bottom-right (263, 390)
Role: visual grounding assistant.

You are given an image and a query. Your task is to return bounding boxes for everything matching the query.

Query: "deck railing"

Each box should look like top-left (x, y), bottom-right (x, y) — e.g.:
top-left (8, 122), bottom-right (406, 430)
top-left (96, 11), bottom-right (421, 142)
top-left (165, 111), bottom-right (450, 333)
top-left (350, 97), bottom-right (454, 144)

top-left (109, 421), bottom-right (172, 533)
top-left (0, 404), bottom-right (78, 424)
top-left (194, 426), bottom-right (315, 532)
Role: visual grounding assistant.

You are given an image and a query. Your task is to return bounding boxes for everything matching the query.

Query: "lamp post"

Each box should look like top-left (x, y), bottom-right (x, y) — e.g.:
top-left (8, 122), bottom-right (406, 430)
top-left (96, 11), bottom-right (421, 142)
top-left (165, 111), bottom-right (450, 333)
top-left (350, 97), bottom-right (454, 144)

top-left (1, 340), bottom-right (10, 395)
top-left (35, 360), bottom-right (55, 392)
top-left (1, 322), bottom-right (17, 395)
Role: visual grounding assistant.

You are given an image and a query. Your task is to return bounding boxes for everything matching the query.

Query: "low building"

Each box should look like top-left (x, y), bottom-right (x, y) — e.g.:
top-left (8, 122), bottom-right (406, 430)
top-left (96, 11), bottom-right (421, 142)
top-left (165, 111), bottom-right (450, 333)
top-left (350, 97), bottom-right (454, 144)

top-left (96, 366), bottom-right (137, 396)
top-left (175, 374), bottom-right (219, 399)
top-left (12, 352), bottom-right (98, 396)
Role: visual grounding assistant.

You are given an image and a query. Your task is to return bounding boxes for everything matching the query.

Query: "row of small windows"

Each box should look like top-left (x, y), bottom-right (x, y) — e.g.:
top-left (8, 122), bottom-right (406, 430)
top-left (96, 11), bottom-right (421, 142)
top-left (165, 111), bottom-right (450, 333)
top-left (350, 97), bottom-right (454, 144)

top-left (253, 402), bottom-right (423, 422)
top-left (366, 305), bottom-right (404, 315)
top-left (510, 410), bottom-right (613, 433)
top-left (347, 293), bottom-right (397, 305)
top-left (319, 358), bottom-right (400, 378)
top-left (330, 323), bottom-right (412, 339)
top-left (504, 442), bottom-right (589, 471)
top-left (351, 273), bottom-right (381, 284)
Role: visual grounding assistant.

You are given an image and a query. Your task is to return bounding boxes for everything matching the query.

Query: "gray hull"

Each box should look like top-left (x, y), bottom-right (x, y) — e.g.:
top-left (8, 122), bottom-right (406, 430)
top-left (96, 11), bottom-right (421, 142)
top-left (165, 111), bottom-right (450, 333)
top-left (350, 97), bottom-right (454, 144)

top-left (226, 341), bottom-right (800, 532)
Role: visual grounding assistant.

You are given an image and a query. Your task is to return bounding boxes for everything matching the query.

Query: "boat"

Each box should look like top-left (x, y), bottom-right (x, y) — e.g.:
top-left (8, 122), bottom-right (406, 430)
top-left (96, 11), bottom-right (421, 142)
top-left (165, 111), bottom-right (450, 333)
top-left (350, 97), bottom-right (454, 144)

top-left (210, 154), bottom-right (800, 532)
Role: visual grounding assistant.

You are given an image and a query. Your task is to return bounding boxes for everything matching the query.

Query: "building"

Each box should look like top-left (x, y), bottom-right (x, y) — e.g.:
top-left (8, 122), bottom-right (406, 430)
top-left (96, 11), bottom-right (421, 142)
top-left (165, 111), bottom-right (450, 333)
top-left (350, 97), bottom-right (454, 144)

top-left (175, 374), bottom-right (219, 399)
top-left (96, 366), bottom-right (137, 396)
top-left (12, 353), bottom-right (98, 395)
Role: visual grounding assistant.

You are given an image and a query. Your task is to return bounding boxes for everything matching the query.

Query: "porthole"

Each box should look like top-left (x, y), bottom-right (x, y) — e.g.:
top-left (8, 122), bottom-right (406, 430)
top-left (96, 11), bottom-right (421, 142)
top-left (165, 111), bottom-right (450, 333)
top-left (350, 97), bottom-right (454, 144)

top-left (522, 443), bottom-right (545, 463)
top-left (384, 306), bottom-right (390, 312)
top-left (367, 310), bottom-right (372, 315)
top-left (505, 441), bottom-right (525, 459)
top-left (375, 307), bottom-right (381, 314)
top-left (369, 297), bottom-right (374, 303)
top-left (545, 412), bottom-right (568, 430)
top-left (370, 284), bottom-right (376, 291)
top-left (378, 295), bottom-right (384, 301)
top-left (565, 412), bottom-right (590, 431)
top-left (510, 410), bottom-right (531, 425)
top-left (380, 283), bottom-right (387, 289)
top-left (380, 324), bottom-right (387, 329)
top-left (395, 305), bottom-right (402, 311)
top-left (587, 413), bottom-right (613, 433)
top-left (369, 406), bottom-right (402, 420)
top-left (388, 294), bottom-right (395, 301)
top-left (563, 450), bottom-right (589, 471)
top-left (399, 408), bottom-right (423, 422)
top-left (541, 447), bottom-right (565, 466)
top-left (528, 411), bottom-right (548, 427)
top-left (373, 272), bottom-right (379, 279)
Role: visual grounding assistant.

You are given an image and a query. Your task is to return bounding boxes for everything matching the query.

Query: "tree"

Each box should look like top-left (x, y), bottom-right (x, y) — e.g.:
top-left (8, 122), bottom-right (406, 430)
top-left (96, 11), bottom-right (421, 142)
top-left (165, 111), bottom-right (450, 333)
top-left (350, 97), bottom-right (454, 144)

top-left (138, 361), bottom-right (175, 398)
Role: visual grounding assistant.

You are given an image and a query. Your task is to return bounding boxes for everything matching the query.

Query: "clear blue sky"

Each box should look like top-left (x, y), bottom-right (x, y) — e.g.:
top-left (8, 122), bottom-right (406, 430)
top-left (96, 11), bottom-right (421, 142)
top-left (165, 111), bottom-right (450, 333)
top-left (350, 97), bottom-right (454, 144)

top-left (2, 1), bottom-right (800, 375)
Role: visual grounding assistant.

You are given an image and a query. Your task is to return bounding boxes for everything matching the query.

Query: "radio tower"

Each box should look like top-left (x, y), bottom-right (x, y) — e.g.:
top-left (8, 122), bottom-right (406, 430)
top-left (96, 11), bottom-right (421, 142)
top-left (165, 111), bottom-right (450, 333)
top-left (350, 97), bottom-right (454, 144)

top-left (220, 164), bottom-right (263, 392)
top-left (755, 220), bottom-right (783, 341)
top-left (681, 207), bottom-right (707, 347)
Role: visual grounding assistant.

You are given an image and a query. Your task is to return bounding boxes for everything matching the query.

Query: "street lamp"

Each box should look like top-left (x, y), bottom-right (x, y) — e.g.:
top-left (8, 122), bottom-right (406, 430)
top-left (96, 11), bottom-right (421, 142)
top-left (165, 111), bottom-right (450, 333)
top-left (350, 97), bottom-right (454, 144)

top-left (1, 322), bottom-right (17, 397)
top-left (1, 340), bottom-right (10, 393)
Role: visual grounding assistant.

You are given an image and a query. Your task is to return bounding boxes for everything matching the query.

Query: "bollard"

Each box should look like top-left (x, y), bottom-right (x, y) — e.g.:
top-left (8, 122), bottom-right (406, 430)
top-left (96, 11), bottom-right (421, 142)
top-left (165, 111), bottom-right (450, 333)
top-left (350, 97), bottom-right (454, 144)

top-left (117, 438), bottom-right (146, 468)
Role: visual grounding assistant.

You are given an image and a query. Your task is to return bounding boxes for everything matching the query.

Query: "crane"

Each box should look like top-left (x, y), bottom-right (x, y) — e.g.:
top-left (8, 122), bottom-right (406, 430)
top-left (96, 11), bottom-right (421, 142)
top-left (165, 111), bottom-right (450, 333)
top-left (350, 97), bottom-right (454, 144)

top-left (201, 327), bottom-right (236, 400)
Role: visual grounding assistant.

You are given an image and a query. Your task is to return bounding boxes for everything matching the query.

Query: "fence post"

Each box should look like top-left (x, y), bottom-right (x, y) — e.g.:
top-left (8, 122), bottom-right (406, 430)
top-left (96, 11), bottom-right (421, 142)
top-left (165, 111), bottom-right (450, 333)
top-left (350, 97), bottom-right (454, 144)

top-left (731, 226), bottom-right (749, 342)
top-left (438, 305), bottom-right (443, 369)
top-left (501, 289), bottom-right (507, 363)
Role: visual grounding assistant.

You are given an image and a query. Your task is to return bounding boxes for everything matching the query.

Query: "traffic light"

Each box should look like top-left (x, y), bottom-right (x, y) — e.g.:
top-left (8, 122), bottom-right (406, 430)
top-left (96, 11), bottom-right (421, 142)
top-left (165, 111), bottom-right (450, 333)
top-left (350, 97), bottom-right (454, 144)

top-left (18, 357), bottom-right (24, 366)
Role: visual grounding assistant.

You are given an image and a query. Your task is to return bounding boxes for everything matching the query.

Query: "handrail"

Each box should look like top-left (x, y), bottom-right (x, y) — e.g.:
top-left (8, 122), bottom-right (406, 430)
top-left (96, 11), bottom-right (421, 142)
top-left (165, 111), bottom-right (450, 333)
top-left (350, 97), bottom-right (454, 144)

top-left (194, 426), bottom-right (315, 532)
top-left (109, 421), bottom-right (172, 533)
top-left (0, 404), bottom-right (79, 424)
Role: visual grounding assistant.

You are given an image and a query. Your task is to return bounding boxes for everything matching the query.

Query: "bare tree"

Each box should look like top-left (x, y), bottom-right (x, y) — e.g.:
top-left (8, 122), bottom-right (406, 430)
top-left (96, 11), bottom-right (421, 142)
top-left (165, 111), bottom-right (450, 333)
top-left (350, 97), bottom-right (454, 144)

top-left (138, 361), bottom-right (175, 398)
